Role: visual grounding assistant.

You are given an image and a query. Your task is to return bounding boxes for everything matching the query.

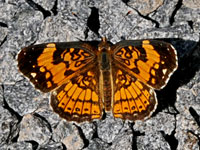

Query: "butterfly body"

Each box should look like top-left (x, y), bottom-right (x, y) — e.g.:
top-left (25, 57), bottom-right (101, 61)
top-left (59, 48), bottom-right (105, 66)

top-left (18, 38), bottom-right (178, 122)
top-left (97, 38), bottom-right (113, 112)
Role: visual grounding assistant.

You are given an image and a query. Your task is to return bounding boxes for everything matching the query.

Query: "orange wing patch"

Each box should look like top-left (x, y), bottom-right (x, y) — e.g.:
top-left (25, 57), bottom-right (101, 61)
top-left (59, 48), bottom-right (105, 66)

top-left (113, 40), bottom-right (178, 89)
top-left (18, 43), bottom-right (94, 92)
top-left (112, 66), bottom-right (157, 121)
top-left (50, 67), bottom-right (102, 122)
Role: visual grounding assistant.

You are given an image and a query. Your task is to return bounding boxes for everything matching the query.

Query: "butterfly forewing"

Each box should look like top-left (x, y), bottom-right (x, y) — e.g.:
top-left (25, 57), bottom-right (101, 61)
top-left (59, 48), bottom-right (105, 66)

top-left (18, 42), bottom-right (95, 92)
top-left (112, 40), bottom-right (178, 89)
top-left (50, 65), bottom-right (103, 122)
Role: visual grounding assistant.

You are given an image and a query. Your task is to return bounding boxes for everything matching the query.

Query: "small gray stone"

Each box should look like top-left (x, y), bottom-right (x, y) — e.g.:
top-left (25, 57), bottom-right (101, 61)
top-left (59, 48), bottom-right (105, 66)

top-left (0, 26), bottom-right (8, 44)
top-left (0, 2), bottom-right (18, 24)
top-left (0, 105), bottom-right (17, 145)
top-left (6, 141), bottom-right (33, 150)
top-left (175, 70), bottom-right (200, 150)
top-left (134, 112), bottom-right (175, 135)
top-left (0, 85), bottom-right (3, 105)
top-left (183, 0), bottom-right (200, 9)
top-left (79, 122), bottom-right (96, 140)
top-left (83, 138), bottom-right (110, 150)
top-left (97, 113), bottom-right (124, 143)
top-left (0, 45), bottom-right (20, 84)
top-left (40, 141), bottom-right (64, 150)
top-left (18, 114), bottom-right (51, 145)
top-left (137, 132), bottom-right (171, 150)
top-left (127, 0), bottom-right (164, 15)
top-left (8, 8), bottom-right (43, 49)
top-left (3, 81), bottom-right (42, 116)
top-left (110, 128), bottom-right (133, 150)
top-left (32, 0), bottom-right (56, 11)
top-left (52, 120), bottom-right (84, 150)
top-left (174, 5), bottom-right (200, 33)
top-left (149, 0), bottom-right (178, 27)
top-left (35, 97), bottom-right (62, 128)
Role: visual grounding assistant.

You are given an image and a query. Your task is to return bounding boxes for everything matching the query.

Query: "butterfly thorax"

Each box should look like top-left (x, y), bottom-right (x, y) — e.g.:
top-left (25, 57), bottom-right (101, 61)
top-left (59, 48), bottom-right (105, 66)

top-left (98, 37), bottom-right (112, 70)
top-left (98, 38), bottom-right (113, 111)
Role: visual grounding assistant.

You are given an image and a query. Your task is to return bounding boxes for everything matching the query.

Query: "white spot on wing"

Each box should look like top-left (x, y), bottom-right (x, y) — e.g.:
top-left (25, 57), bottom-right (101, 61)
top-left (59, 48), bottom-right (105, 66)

top-left (162, 69), bottom-right (167, 74)
top-left (52, 91), bottom-right (57, 96)
top-left (31, 72), bottom-right (37, 78)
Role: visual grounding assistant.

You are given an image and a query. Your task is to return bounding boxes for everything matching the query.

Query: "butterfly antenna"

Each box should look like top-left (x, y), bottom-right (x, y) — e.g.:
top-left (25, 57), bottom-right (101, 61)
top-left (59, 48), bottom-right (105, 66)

top-left (102, 37), bottom-right (107, 42)
top-left (107, 11), bottom-right (132, 40)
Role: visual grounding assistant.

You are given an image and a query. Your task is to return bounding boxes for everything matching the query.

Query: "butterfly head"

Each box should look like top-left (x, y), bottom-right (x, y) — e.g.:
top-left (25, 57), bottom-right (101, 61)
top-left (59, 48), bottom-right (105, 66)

top-left (98, 37), bottom-right (112, 52)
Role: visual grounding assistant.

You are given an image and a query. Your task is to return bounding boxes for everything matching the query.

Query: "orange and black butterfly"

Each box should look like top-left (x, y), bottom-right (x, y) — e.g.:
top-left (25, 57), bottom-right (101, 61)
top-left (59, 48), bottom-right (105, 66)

top-left (17, 38), bottom-right (178, 122)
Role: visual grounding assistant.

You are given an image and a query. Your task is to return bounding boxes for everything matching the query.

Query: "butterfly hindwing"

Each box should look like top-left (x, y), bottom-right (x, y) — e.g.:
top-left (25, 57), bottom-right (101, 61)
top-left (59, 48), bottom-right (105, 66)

top-left (112, 40), bottom-right (178, 89)
top-left (112, 64), bottom-right (157, 121)
top-left (50, 65), bottom-right (103, 122)
top-left (18, 42), bottom-right (95, 92)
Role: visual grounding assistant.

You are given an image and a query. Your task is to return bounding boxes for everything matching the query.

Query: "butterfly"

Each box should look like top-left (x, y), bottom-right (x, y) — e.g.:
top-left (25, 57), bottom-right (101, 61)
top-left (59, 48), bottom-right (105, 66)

top-left (17, 38), bottom-right (178, 122)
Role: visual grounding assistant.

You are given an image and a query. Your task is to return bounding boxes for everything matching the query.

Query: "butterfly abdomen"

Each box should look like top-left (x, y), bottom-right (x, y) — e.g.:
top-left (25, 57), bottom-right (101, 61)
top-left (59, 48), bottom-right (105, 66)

top-left (102, 70), bottom-right (112, 111)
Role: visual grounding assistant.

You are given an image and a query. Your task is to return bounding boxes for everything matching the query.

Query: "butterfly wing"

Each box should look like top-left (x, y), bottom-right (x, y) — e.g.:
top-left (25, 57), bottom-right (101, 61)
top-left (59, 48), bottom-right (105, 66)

top-left (112, 64), bottom-right (157, 121)
top-left (111, 40), bottom-right (178, 120)
top-left (18, 42), bottom-right (95, 92)
top-left (50, 65), bottom-right (103, 122)
top-left (112, 40), bottom-right (178, 89)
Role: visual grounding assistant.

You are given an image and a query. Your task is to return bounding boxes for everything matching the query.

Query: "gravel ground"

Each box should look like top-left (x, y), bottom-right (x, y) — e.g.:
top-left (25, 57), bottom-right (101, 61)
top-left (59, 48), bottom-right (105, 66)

top-left (0, 0), bottom-right (200, 150)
